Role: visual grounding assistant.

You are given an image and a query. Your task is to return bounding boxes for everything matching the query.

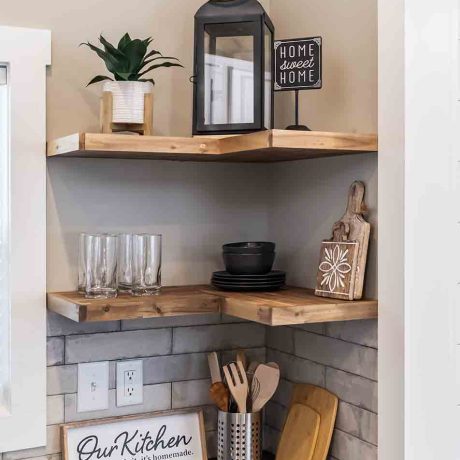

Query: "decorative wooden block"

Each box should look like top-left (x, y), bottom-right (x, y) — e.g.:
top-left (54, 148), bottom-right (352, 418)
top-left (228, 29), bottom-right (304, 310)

top-left (100, 91), bottom-right (153, 135)
top-left (315, 241), bottom-right (359, 300)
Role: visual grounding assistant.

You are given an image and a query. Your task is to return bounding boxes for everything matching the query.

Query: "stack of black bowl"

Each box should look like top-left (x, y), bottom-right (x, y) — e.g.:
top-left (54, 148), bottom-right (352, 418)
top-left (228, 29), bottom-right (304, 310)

top-left (212, 242), bottom-right (286, 291)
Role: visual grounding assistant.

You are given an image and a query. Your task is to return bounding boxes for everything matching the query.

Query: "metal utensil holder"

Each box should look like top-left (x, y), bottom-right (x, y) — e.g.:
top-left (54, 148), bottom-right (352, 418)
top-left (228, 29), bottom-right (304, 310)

top-left (218, 411), bottom-right (262, 460)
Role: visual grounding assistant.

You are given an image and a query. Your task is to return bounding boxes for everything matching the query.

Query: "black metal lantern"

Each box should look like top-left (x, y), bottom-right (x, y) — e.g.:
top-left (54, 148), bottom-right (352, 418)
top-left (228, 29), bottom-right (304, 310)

top-left (193, 0), bottom-right (274, 135)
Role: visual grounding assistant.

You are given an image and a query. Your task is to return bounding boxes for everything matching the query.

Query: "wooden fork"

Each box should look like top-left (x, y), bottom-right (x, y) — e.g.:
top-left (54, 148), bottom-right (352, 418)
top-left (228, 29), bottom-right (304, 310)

top-left (223, 361), bottom-right (249, 413)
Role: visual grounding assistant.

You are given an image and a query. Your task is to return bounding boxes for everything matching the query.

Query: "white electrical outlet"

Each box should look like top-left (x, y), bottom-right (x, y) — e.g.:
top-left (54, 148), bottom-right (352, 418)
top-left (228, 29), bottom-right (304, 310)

top-left (77, 361), bottom-right (109, 412)
top-left (116, 360), bottom-right (143, 407)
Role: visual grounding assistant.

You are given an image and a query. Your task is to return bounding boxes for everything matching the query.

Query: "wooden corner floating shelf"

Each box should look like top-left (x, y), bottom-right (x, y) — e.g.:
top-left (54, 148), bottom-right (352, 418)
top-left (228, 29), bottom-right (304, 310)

top-left (47, 130), bottom-right (377, 163)
top-left (47, 285), bottom-right (378, 326)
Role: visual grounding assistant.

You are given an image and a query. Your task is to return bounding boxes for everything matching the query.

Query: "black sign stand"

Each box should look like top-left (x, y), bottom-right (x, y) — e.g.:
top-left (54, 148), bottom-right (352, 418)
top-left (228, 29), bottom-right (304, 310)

top-left (274, 37), bottom-right (322, 132)
top-left (286, 90), bottom-right (310, 131)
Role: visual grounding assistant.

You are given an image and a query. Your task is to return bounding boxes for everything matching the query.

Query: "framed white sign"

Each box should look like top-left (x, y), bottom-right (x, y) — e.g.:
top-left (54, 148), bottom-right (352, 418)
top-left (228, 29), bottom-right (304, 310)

top-left (62, 410), bottom-right (208, 460)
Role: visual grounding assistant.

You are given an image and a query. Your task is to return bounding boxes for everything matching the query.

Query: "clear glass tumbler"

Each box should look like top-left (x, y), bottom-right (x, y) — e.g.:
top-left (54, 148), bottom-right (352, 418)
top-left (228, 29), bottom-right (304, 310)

top-left (78, 232), bottom-right (88, 294)
top-left (117, 234), bottom-right (133, 293)
top-left (84, 234), bottom-right (118, 299)
top-left (132, 234), bottom-right (162, 296)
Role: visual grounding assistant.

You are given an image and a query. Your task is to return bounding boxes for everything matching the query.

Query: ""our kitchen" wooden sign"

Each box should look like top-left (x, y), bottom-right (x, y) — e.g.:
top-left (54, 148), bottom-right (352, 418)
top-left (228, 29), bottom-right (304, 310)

top-left (62, 410), bottom-right (207, 460)
top-left (274, 37), bottom-right (322, 91)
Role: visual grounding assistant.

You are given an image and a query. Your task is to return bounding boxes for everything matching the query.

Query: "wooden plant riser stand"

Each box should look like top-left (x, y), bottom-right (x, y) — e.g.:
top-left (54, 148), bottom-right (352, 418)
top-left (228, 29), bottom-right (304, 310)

top-left (100, 91), bottom-right (153, 135)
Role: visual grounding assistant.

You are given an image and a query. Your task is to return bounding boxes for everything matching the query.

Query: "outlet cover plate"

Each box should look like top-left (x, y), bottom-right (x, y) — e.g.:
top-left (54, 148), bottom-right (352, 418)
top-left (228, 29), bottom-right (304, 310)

top-left (77, 361), bottom-right (109, 412)
top-left (116, 360), bottom-right (143, 407)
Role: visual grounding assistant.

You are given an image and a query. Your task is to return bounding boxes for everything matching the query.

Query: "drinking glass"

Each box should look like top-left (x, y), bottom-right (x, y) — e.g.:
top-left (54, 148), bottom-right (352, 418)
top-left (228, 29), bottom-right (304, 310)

top-left (117, 234), bottom-right (133, 293)
top-left (132, 234), bottom-right (162, 296)
top-left (78, 233), bottom-right (88, 294)
top-left (84, 234), bottom-right (118, 299)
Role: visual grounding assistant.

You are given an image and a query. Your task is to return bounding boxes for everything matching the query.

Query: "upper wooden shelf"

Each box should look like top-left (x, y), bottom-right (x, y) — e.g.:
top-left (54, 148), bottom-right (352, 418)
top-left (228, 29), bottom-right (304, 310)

top-left (47, 285), bottom-right (378, 326)
top-left (47, 130), bottom-right (378, 163)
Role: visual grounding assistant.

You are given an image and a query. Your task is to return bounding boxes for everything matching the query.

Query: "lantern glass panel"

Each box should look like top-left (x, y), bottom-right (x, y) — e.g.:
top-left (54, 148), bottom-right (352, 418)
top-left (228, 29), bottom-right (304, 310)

top-left (264, 23), bottom-right (272, 129)
top-left (204, 22), bottom-right (255, 126)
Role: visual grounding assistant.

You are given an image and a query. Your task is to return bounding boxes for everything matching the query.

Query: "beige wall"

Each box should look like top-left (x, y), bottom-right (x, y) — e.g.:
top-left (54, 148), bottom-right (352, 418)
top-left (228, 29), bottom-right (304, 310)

top-left (271, 0), bottom-right (377, 133)
top-left (2, 0), bottom-right (269, 139)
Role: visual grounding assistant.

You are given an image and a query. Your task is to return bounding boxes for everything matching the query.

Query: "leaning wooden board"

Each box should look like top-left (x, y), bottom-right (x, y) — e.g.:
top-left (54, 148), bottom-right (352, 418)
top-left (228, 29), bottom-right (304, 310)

top-left (290, 384), bottom-right (338, 460)
top-left (276, 403), bottom-right (320, 460)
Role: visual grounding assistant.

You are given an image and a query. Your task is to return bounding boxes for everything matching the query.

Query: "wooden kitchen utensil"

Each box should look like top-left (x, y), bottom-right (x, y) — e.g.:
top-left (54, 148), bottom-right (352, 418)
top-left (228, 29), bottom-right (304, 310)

top-left (208, 352), bottom-right (230, 412)
top-left (251, 363), bottom-right (280, 413)
top-left (276, 403), bottom-right (320, 460)
top-left (223, 361), bottom-right (249, 413)
top-left (236, 349), bottom-right (247, 370)
top-left (290, 384), bottom-right (338, 460)
top-left (315, 181), bottom-right (370, 300)
top-left (334, 181), bottom-right (370, 299)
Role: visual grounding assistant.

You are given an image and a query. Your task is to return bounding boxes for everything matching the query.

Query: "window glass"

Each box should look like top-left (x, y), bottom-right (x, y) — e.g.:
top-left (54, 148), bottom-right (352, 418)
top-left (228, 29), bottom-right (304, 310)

top-left (204, 23), bottom-right (255, 125)
top-left (0, 65), bottom-right (10, 416)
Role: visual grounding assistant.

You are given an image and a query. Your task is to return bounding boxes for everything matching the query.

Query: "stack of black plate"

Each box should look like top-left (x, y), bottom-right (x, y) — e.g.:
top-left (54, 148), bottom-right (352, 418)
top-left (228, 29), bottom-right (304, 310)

top-left (211, 270), bottom-right (286, 292)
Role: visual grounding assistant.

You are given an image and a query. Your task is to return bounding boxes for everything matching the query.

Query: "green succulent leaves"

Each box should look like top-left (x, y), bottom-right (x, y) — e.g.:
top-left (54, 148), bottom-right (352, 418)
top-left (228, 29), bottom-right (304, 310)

top-left (81, 33), bottom-right (183, 86)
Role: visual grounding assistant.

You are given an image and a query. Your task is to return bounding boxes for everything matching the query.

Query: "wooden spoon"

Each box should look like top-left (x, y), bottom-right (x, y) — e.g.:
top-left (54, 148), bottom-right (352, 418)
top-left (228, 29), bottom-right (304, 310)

top-left (223, 361), bottom-right (249, 413)
top-left (251, 363), bottom-right (280, 413)
top-left (208, 352), bottom-right (229, 412)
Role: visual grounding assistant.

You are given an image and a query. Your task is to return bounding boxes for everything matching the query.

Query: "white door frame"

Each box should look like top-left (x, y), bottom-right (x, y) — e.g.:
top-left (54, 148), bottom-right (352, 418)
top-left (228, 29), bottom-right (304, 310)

top-left (378, 0), bottom-right (458, 458)
top-left (0, 26), bottom-right (50, 452)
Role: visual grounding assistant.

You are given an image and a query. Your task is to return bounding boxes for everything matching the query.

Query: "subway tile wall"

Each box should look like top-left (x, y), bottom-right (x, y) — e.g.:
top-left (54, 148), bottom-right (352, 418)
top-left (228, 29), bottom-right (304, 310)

top-left (264, 320), bottom-right (378, 460)
top-left (6, 315), bottom-right (377, 460)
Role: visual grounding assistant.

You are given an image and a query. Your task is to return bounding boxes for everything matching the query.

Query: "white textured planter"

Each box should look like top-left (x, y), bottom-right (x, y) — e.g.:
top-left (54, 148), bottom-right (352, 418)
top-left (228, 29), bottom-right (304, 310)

top-left (103, 81), bottom-right (153, 124)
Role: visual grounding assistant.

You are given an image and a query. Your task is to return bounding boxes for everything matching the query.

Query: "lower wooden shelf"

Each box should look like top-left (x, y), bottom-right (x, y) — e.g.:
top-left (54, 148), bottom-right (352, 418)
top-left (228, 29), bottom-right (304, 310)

top-left (47, 285), bottom-right (378, 326)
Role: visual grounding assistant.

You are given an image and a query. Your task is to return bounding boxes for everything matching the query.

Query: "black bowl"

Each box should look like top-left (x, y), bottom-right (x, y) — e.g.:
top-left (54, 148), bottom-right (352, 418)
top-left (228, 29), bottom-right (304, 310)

top-left (223, 241), bottom-right (276, 254)
top-left (223, 252), bottom-right (275, 275)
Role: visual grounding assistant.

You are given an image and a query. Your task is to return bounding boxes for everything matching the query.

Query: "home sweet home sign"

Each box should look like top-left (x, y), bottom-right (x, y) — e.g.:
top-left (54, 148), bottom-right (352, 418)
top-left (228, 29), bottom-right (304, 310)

top-left (62, 410), bottom-right (207, 460)
top-left (274, 37), bottom-right (322, 91)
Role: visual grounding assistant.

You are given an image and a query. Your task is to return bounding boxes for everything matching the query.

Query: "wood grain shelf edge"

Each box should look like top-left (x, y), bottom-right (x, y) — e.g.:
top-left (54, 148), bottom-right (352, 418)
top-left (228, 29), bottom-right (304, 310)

top-left (48, 285), bottom-right (378, 326)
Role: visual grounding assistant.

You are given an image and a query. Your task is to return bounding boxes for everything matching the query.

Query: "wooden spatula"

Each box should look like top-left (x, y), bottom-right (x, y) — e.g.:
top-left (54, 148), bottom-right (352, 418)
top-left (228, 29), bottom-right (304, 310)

top-left (251, 363), bottom-right (280, 413)
top-left (208, 352), bottom-right (229, 412)
top-left (276, 403), bottom-right (320, 460)
top-left (223, 361), bottom-right (249, 413)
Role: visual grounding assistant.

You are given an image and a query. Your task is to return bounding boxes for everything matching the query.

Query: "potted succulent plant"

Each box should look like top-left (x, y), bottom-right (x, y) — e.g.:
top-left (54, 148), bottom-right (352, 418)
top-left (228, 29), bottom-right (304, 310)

top-left (82, 33), bottom-right (183, 124)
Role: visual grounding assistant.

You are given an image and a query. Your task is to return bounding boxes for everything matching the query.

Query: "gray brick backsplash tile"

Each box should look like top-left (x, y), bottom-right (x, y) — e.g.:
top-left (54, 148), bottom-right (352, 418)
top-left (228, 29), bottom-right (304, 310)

top-left (64, 383), bottom-right (171, 422)
top-left (271, 378), bottom-right (294, 408)
top-left (47, 311), bottom-right (120, 337)
top-left (265, 401), bottom-right (287, 431)
top-left (173, 323), bottom-right (265, 354)
top-left (336, 401), bottom-right (378, 446)
top-left (292, 323), bottom-right (326, 334)
top-left (206, 431), bottom-right (217, 459)
top-left (121, 314), bottom-right (222, 331)
top-left (220, 314), bottom-right (249, 324)
top-left (65, 329), bottom-right (172, 363)
top-left (330, 430), bottom-right (377, 460)
top-left (326, 368), bottom-right (377, 413)
top-left (172, 379), bottom-right (212, 409)
top-left (47, 337), bottom-right (64, 366)
top-left (326, 320), bottom-right (378, 349)
top-left (47, 395), bottom-right (64, 425)
top-left (221, 347), bottom-right (266, 366)
top-left (47, 365), bottom-right (77, 395)
top-left (143, 353), bottom-right (209, 385)
top-left (266, 327), bottom-right (294, 354)
top-left (263, 425), bottom-right (280, 455)
top-left (3, 425), bottom-right (60, 460)
top-left (266, 349), bottom-right (325, 387)
top-left (294, 330), bottom-right (377, 380)
top-left (200, 405), bottom-right (218, 432)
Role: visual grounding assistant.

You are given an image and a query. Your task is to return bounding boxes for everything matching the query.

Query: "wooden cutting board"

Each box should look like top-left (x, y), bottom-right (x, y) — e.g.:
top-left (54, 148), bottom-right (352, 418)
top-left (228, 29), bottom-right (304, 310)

top-left (333, 181), bottom-right (370, 299)
top-left (276, 403), bottom-right (320, 460)
top-left (290, 384), bottom-right (338, 460)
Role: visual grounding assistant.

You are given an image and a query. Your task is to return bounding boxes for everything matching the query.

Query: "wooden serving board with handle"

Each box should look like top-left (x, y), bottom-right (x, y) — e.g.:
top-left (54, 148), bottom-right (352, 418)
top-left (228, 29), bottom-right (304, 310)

top-left (290, 384), bottom-right (338, 460)
top-left (333, 181), bottom-right (370, 299)
top-left (276, 403), bottom-right (320, 460)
